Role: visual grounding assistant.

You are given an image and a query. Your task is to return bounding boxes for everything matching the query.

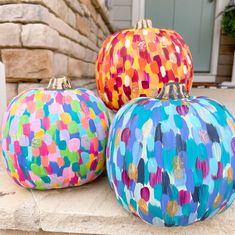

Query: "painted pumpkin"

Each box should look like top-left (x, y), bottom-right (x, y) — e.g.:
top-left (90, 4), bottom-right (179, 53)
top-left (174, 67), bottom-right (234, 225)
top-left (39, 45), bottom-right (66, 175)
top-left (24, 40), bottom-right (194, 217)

top-left (106, 82), bottom-right (235, 226)
top-left (1, 77), bottom-right (110, 190)
top-left (96, 19), bottom-right (193, 111)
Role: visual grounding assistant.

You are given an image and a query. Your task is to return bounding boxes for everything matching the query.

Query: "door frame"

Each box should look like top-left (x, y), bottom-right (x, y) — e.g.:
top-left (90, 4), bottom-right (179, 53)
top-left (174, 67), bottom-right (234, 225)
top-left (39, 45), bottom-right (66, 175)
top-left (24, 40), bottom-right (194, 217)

top-left (132, 0), bottom-right (229, 83)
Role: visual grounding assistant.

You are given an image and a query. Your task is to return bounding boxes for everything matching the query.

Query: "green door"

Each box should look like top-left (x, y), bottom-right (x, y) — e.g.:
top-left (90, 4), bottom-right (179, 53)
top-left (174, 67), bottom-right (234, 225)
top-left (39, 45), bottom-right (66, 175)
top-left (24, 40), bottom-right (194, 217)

top-left (145, 0), bottom-right (216, 72)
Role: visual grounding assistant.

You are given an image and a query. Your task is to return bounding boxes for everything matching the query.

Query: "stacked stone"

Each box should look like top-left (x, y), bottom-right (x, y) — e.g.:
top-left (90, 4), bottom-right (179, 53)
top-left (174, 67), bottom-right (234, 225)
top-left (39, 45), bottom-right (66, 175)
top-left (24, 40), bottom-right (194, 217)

top-left (0, 0), bottom-right (113, 103)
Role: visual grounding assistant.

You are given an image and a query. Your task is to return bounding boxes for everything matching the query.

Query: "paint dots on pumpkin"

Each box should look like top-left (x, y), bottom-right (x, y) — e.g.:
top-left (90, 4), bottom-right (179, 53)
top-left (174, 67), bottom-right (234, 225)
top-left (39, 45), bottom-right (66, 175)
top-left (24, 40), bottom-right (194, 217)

top-left (213, 193), bottom-right (222, 208)
top-left (175, 45), bottom-right (180, 53)
top-left (192, 186), bottom-right (200, 202)
top-left (176, 105), bottom-right (189, 116)
top-left (128, 204), bottom-right (137, 214)
top-left (179, 190), bottom-right (191, 206)
top-left (206, 123), bottom-right (220, 143)
top-left (148, 158), bottom-right (158, 173)
top-left (183, 65), bottom-right (188, 75)
top-left (231, 137), bottom-right (235, 154)
top-left (68, 138), bottom-right (80, 152)
top-left (140, 187), bottom-right (150, 201)
top-left (166, 201), bottom-right (178, 216)
top-left (90, 159), bottom-right (98, 171)
top-left (187, 55), bottom-right (192, 65)
top-left (128, 163), bottom-right (138, 182)
top-left (142, 81), bottom-right (149, 89)
top-left (227, 166), bottom-right (233, 183)
top-left (125, 39), bottom-right (131, 48)
top-left (160, 36), bottom-right (168, 47)
top-left (124, 75), bottom-right (130, 87)
top-left (121, 128), bottom-right (131, 144)
top-left (143, 29), bottom-right (148, 35)
top-left (137, 158), bottom-right (145, 184)
top-left (138, 198), bottom-right (148, 214)
top-left (169, 53), bottom-right (177, 64)
top-left (160, 66), bottom-right (166, 77)
top-left (119, 141), bottom-right (126, 156)
top-left (196, 159), bottom-right (209, 178)
top-left (60, 112), bottom-right (71, 125)
top-left (173, 156), bottom-right (183, 179)
top-left (162, 171), bottom-right (170, 194)
top-left (199, 129), bottom-right (210, 144)
top-left (155, 123), bottom-right (163, 142)
top-left (124, 60), bottom-right (131, 70)
top-left (122, 170), bottom-right (131, 188)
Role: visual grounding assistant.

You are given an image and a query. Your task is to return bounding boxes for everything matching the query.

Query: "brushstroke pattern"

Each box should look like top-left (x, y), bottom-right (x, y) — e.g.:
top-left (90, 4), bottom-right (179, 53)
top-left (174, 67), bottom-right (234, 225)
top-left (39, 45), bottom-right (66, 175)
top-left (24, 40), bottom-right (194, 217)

top-left (1, 88), bottom-right (110, 190)
top-left (96, 28), bottom-right (193, 111)
top-left (106, 96), bottom-right (235, 226)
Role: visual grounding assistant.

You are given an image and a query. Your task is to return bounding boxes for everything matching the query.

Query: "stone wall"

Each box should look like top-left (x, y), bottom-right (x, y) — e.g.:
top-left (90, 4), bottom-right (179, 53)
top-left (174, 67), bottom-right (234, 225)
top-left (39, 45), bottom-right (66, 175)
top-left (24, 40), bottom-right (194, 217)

top-left (0, 0), bottom-right (113, 103)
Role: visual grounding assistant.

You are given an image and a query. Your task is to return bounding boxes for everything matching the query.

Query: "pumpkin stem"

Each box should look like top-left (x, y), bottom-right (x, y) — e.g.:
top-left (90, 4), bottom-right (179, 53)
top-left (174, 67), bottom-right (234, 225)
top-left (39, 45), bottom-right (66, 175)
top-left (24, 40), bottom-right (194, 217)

top-left (156, 82), bottom-right (189, 100)
top-left (135, 19), bottom-right (153, 29)
top-left (47, 77), bottom-right (72, 90)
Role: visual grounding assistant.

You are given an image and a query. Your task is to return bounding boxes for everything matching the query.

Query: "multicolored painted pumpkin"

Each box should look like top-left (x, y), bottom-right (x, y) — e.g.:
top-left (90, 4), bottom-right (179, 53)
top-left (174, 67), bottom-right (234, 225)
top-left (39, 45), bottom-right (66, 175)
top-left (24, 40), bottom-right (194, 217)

top-left (106, 82), bottom-right (235, 226)
top-left (1, 77), bottom-right (110, 190)
top-left (96, 19), bottom-right (193, 111)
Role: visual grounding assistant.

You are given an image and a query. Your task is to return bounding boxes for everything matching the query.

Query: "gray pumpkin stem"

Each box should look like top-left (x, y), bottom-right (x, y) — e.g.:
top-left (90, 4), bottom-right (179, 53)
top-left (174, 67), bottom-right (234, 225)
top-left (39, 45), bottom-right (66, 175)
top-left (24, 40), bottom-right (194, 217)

top-left (157, 82), bottom-right (189, 100)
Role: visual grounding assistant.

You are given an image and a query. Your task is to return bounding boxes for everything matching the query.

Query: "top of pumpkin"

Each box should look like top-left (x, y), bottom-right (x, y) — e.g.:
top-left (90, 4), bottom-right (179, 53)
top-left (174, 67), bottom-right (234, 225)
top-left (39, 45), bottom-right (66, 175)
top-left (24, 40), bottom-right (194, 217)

top-left (47, 77), bottom-right (72, 90)
top-left (135, 19), bottom-right (153, 29)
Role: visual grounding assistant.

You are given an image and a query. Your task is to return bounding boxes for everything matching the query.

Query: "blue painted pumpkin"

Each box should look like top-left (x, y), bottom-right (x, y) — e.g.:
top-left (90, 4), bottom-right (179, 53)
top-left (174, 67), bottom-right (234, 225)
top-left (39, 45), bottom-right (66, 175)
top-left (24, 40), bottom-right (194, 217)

top-left (106, 83), bottom-right (235, 226)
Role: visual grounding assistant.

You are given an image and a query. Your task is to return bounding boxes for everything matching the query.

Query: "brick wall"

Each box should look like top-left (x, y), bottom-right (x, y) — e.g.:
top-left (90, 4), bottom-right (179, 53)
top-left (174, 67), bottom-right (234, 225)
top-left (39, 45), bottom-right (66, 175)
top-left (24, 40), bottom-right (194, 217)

top-left (217, 32), bottom-right (235, 83)
top-left (0, 0), bottom-right (113, 103)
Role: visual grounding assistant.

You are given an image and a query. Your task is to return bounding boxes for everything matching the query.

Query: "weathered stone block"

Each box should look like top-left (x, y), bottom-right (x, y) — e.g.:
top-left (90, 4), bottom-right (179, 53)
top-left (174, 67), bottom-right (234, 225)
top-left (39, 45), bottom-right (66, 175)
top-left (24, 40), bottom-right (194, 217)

top-left (42, 0), bottom-right (68, 22)
top-left (97, 13), bottom-right (110, 35)
top-left (71, 78), bottom-right (97, 91)
top-left (48, 12), bottom-right (78, 42)
top-left (18, 82), bottom-right (45, 94)
top-left (64, 0), bottom-right (84, 15)
top-left (86, 63), bottom-right (95, 77)
top-left (71, 78), bottom-right (96, 88)
top-left (68, 57), bottom-right (94, 78)
top-left (90, 18), bottom-right (98, 33)
top-left (22, 24), bottom-right (59, 49)
top-left (0, 0), bottom-right (19, 4)
top-left (6, 83), bottom-right (18, 104)
top-left (80, 0), bottom-right (97, 20)
top-left (98, 29), bottom-right (105, 40)
top-left (47, 11), bottom-right (98, 52)
top-left (59, 36), bottom-right (71, 55)
top-left (90, 32), bottom-right (97, 44)
top-left (98, 39), bottom-right (104, 47)
top-left (0, 23), bottom-right (21, 47)
top-left (53, 53), bottom-right (68, 77)
top-left (59, 36), bottom-right (86, 61)
top-left (70, 40), bottom-right (86, 61)
top-left (87, 39), bottom-right (99, 52)
top-left (0, 4), bottom-right (49, 23)
top-left (2, 49), bottom-right (53, 81)
top-left (80, 3), bottom-right (91, 17)
top-left (85, 48), bottom-right (97, 63)
top-left (67, 7), bottom-right (76, 28)
top-left (68, 57), bottom-right (84, 78)
top-left (76, 14), bottom-right (90, 36)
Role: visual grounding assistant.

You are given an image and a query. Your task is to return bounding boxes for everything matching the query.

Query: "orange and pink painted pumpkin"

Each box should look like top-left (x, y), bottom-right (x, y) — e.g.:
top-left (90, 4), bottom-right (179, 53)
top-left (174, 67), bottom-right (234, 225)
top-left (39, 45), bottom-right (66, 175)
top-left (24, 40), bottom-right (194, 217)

top-left (96, 19), bottom-right (193, 111)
